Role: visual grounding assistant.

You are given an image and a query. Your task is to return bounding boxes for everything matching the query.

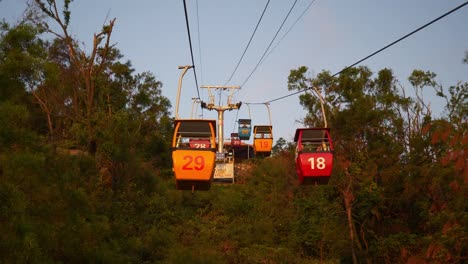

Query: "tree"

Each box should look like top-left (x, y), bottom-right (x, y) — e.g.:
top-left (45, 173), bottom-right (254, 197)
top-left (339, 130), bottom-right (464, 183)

top-left (272, 137), bottom-right (295, 156)
top-left (288, 66), bottom-right (424, 263)
top-left (288, 63), bottom-right (468, 262)
top-left (33, 0), bottom-right (117, 154)
top-left (0, 21), bottom-right (45, 102)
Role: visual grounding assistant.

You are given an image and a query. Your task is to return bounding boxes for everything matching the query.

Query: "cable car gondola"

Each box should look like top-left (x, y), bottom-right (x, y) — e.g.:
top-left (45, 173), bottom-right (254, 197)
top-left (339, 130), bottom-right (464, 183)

top-left (238, 119), bottom-right (252, 140)
top-left (231, 132), bottom-right (241, 147)
top-left (294, 128), bottom-right (334, 185)
top-left (253, 125), bottom-right (273, 157)
top-left (172, 119), bottom-right (217, 191)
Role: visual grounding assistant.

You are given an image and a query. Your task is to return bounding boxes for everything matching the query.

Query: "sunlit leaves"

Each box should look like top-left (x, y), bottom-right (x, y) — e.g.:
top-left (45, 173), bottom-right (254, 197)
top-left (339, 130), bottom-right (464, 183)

top-left (408, 69), bottom-right (437, 88)
top-left (287, 65), bottom-right (309, 91)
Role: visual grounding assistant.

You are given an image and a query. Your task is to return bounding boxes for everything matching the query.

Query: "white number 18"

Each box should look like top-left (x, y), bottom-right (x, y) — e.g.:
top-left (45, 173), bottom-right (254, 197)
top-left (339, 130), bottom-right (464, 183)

top-left (308, 157), bottom-right (326, 170)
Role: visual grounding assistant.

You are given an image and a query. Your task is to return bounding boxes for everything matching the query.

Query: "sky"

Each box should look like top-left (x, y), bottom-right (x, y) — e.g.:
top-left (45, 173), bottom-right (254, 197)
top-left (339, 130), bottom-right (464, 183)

top-left (1, 0), bottom-right (467, 144)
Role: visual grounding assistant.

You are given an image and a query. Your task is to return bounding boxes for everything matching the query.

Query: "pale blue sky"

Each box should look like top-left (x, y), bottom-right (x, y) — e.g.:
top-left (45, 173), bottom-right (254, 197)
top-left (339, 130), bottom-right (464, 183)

top-left (1, 0), bottom-right (467, 143)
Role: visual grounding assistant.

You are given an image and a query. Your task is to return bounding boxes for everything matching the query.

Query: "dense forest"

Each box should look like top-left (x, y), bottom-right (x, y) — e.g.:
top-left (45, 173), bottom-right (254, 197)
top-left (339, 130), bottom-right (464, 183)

top-left (0, 1), bottom-right (466, 263)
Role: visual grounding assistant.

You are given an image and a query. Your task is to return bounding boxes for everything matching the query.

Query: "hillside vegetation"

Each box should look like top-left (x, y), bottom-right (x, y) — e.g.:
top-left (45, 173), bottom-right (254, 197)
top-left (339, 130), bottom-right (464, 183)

top-left (0, 1), bottom-right (467, 263)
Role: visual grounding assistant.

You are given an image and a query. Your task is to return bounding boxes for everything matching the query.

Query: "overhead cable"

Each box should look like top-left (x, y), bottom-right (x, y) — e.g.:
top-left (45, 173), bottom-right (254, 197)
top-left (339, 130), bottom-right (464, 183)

top-left (196, 0), bottom-right (204, 85)
top-left (241, 0), bottom-right (299, 88)
top-left (195, 0), bottom-right (204, 116)
top-left (224, 0), bottom-right (271, 86)
top-left (182, 0), bottom-right (201, 99)
top-left (231, 109), bottom-right (240, 133)
top-left (249, 0), bottom-right (468, 104)
top-left (261, 0), bottom-right (317, 67)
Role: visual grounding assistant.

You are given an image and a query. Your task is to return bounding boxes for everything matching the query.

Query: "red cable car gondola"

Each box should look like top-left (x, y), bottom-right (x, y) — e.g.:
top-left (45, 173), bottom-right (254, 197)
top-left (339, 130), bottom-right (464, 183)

top-left (294, 128), bottom-right (334, 185)
top-left (231, 132), bottom-right (242, 147)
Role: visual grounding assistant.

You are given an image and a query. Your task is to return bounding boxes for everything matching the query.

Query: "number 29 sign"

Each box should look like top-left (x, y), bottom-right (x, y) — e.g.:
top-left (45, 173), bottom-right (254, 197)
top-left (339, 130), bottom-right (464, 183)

top-left (182, 155), bottom-right (205, 170)
top-left (173, 151), bottom-right (215, 181)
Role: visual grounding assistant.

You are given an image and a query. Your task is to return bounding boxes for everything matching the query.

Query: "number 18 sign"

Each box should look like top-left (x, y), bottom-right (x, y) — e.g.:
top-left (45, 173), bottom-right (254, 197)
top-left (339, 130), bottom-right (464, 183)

top-left (298, 152), bottom-right (333, 177)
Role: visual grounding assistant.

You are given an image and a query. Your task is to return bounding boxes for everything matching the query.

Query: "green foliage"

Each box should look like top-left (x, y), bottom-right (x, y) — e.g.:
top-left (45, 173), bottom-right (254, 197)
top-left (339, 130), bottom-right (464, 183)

top-left (0, 22), bottom-right (46, 103)
top-left (294, 186), bottom-right (345, 259)
top-left (272, 137), bottom-right (287, 155)
top-left (63, 0), bottom-right (73, 27)
top-left (288, 65), bottom-right (309, 91)
top-left (408, 69), bottom-right (437, 88)
top-left (433, 82), bottom-right (468, 129)
top-left (0, 101), bottom-right (38, 149)
top-left (237, 245), bottom-right (298, 264)
top-left (369, 232), bottom-right (419, 262)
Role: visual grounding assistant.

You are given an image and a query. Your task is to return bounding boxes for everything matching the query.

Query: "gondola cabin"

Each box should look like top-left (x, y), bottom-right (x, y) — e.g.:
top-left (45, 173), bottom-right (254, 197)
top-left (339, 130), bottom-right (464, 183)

top-left (294, 128), bottom-right (334, 185)
top-left (238, 119), bottom-right (252, 140)
top-left (231, 133), bottom-right (241, 147)
top-left (172, 119), bottom-right (217, 191)
top-left (253, 125), bottom-right (273, 157)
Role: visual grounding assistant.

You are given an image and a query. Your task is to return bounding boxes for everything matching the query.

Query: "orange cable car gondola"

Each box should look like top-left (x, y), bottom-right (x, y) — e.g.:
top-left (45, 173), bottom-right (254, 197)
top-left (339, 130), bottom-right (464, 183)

top-left (294, 128), bottom-right (334, 185)
top-left (172, 119), bottom-right (217, 191)
top-left (253, 125), bottom-right (273, 157)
